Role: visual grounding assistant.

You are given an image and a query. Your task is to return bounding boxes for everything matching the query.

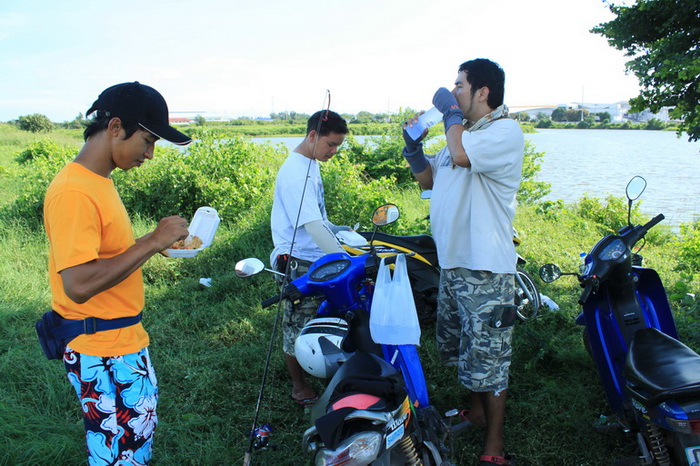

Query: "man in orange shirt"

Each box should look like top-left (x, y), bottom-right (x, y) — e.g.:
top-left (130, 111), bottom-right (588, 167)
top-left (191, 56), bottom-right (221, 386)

top-left (43, 82), bottom-right (191, 464)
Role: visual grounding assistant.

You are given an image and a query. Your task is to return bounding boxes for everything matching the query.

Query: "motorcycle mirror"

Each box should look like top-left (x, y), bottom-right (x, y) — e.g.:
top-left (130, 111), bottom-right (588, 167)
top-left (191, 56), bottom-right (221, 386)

top-left (420, 190), bottom-right (432, 200)
top-left (625, 176), bottom-right (647, 226)
top-left (626, 176), bottom-right (647, 201)
top-left (371, 204), bottom-right (400, 227)
top-left (235, 258), bottom-right (265, 278)
top-left (539, 263), bottom-right (562, 283)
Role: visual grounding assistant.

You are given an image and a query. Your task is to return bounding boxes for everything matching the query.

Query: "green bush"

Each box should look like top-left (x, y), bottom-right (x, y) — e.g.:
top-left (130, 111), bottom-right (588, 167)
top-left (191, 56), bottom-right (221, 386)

top-left (1, 140), bottom-right (77, 228)
top-left (675, 220), bottom-right (700, 274)
top-left (571, 195), bottom-right (672, 246)
top-left (340, 132), bottom-right (419, 188)
top-left (114, 131), bottom-right (284, 223)
top-left (15, 139), bottom-right (76, 164)
top-left (572, 195), bottom-right (635, 235)
top-left (322, 155), bottom-right (395, 227)
top-left (518, 141), bottom-right (550, 205)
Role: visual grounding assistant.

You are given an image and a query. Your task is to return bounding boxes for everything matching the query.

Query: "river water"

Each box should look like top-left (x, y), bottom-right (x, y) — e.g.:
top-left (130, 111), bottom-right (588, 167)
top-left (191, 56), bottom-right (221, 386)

top-left (525, 129), bottom-right (699, 227)
top-left (255, 129), bottom-right (700, 227)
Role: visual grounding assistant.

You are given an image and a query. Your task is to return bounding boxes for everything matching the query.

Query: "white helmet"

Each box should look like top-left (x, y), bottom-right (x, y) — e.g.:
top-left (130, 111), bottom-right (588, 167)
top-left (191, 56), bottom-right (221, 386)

top-left (295, 317), bottom-right (353, 378)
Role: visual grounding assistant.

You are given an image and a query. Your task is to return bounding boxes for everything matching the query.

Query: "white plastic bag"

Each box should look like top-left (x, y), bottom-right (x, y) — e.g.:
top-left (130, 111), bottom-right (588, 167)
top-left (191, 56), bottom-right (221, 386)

top-left (370, 255), bottom-right (421, 345)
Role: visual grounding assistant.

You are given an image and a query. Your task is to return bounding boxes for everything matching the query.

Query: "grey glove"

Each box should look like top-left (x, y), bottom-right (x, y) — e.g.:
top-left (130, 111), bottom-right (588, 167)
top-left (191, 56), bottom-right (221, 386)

top-left (402, 125), bottom-right (425, 152)
top-left (402, 145), bottom-right (429, 174)
top-left (432, 87), bottom-right (463, 131)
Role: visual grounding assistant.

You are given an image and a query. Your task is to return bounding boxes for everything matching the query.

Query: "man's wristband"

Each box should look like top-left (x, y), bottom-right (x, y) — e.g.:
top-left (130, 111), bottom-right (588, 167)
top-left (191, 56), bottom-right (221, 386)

top-left (402, 145), bottom-right (429, 174)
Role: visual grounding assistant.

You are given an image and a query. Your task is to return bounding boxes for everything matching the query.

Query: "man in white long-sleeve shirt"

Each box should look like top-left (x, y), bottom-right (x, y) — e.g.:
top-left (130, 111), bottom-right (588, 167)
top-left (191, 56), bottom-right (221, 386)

top-left (270, 110), bottom-right (349, 405)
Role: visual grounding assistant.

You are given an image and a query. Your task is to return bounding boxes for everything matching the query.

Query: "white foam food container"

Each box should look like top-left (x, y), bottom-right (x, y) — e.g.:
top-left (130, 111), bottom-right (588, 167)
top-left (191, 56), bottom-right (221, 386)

top-left (164, 207), bottom-right (221, 258)
top-left (336, 230), bottom-right (368, 247)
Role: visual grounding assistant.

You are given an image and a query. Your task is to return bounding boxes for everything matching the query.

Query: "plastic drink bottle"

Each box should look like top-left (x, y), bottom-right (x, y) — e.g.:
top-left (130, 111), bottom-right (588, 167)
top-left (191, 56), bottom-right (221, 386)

top-left (405, 107), bottom-right (442, 141)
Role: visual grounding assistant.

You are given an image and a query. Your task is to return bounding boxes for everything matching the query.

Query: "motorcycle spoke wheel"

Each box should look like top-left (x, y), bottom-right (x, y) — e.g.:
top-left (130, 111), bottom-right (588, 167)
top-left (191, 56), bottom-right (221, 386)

top-left (515, 268), bottom-right (541, 321)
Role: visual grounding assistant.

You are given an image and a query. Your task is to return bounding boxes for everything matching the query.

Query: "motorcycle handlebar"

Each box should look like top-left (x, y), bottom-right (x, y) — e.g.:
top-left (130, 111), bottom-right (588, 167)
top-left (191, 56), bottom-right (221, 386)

top-left (645, 213), bottom-right (665, 230)
top-left (625, 213), bottom-right (664, 247)
top-left (578, 281), bottom-right (594, 305)
top-left (261, 295), bottom-right (282, 308)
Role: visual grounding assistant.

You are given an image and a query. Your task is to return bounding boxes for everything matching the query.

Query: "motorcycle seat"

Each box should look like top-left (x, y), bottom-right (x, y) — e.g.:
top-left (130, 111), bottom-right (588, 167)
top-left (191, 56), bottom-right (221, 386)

top-left (624, 327), bottom-right (700, 407)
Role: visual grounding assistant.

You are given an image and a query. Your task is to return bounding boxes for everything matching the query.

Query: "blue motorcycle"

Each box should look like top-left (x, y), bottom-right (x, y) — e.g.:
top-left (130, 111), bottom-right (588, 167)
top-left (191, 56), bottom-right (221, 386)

top-left (539, 176), bottom-right (700, 465)
top-left (236, 204), bottom-right (468, 465)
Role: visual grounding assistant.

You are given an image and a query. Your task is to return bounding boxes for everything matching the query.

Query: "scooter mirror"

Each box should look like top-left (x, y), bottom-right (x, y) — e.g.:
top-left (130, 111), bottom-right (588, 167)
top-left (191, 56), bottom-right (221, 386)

top-left (626, 176), bottom-right (647, 201)
top-left (539, 263), bottom-right (562, 283)
top-left (372, 204), bottom-right (400, 226)
top-left (235, 258), bottom-right (265, 278)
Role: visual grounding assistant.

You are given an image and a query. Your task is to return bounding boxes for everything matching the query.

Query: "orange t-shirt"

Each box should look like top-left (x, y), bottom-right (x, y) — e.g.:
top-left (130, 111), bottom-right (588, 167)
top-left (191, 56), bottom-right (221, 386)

top-left (44, 162), bottom-right (149, 356)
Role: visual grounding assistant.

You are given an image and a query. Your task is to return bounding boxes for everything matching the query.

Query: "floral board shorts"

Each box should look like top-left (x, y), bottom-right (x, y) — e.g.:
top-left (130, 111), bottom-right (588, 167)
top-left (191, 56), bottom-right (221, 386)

top-left (275, 257), bottom-right (321, 356)
top-left (436, 268), bottom-right (515, 394)
top-left (64, 345), bottom-right (158, 465)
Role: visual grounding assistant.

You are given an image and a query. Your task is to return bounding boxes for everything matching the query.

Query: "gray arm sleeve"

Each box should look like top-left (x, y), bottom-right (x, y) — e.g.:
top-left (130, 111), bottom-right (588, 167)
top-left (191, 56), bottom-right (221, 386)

top-left (305, 220), bottom-right (345, 254)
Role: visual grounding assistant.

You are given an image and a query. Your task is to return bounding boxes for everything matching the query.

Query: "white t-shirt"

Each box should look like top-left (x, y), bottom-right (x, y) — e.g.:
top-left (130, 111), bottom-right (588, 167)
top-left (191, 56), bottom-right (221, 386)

top-left (270, 151), bottom-right (328, 265)
top-left (428, 118), bottom-right (524, 273)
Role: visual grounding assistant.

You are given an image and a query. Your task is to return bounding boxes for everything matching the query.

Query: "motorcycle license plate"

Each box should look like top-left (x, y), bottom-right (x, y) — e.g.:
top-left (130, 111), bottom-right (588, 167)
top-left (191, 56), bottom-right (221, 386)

top-left (686, 445), bottom-right (700, 465)
top-left (385, 423), bottom-right (404, 450)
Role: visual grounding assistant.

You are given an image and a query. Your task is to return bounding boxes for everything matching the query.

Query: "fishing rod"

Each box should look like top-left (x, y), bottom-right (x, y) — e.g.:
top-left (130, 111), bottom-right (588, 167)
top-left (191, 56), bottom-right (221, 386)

top-left (243, 90), bottom-right (332, 466)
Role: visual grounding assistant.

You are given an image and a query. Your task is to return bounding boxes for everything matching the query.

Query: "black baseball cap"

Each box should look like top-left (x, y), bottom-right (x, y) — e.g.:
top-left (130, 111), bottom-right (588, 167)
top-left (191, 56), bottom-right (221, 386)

top-left (87, 82), bottom-right (192, 145)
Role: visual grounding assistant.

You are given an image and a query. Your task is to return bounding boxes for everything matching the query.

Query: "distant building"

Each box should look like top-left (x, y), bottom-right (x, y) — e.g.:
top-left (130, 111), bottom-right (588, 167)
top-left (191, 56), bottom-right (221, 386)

top-left (509, 105), bottom-right (558, 120)
top-left (625, 106), bottom-right (677, 123)
top-left (169, 117), bottom-right (193, 125)
top-left (169, 111), bottom-right (230, 123)
top-left (510, 101), bottom-right (676, 123)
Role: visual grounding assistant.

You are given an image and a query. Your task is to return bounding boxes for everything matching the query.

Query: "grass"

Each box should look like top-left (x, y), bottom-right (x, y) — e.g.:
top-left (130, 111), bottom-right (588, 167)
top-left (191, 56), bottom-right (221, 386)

top-left (0, 125), bottom-right (698, 465)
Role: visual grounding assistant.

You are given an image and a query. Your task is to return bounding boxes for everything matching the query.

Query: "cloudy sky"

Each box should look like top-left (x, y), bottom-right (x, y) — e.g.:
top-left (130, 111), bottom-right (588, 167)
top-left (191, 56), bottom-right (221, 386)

top-left (0, 0), bottom-right (640, 122)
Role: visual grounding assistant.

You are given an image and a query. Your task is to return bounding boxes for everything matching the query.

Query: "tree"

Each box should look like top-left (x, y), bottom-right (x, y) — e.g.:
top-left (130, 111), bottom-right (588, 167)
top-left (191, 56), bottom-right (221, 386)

top-left (565, 108), bottom-right (589, 122)
top-left (596, 111), bottom-right (612, 122)
top-left (551, 108), bottom-right (567, 121)
top-left (592, 0), bottom-right (700, 141)
top-left (194, 115), bottom-right (206, 126)
top-left (17, 113), bottom-right (54, 133)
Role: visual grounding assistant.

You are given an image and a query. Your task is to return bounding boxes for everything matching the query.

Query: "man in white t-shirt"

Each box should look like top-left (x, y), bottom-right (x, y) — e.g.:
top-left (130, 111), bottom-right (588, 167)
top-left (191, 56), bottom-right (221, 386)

top-left (270, 110), bottom-right (349, 405)
top-left (402, 59), bottom-right (524, 466)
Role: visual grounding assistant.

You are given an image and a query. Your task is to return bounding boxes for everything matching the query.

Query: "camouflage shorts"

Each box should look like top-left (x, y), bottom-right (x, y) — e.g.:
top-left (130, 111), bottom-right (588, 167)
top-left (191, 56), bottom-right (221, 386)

top-left (436, 268), bottom-right (515, 393)
top-left (275, 258), bottom-right (321, 356)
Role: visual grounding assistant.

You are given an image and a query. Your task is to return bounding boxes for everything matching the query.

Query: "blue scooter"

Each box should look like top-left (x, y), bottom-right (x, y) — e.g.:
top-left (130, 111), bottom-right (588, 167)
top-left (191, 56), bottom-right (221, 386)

top-left (539, 176), bottom-right (700, 465)
top-left (236, 204), bottom-right (468, 465)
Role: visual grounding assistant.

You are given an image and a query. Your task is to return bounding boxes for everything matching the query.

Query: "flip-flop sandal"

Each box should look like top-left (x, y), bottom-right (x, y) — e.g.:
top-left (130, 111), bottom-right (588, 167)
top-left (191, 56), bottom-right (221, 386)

top-left (290, 394), bottom-right (318, 406)
top-left (479, 454), bottom-right (516, 466)
top-left (459, 409), bottom-right (470, 422)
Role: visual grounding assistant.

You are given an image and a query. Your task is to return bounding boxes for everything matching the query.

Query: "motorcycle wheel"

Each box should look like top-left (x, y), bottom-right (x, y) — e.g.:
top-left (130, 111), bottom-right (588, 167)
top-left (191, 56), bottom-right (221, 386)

top-left (515, 268), bottom-right (541, 321)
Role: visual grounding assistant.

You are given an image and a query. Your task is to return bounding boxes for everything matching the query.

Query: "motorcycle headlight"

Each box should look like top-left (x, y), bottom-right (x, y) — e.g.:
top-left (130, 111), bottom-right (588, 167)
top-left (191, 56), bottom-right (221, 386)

top-left (314, 431), bottom-right (383, 466)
